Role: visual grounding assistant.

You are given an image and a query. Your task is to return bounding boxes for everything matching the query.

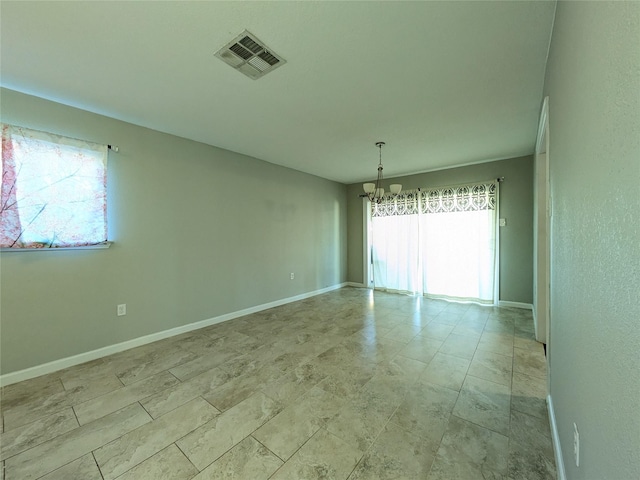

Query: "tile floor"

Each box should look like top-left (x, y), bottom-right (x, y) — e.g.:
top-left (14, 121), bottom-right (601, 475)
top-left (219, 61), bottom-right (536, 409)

top-left (0, 287), bottom-right (556, 479)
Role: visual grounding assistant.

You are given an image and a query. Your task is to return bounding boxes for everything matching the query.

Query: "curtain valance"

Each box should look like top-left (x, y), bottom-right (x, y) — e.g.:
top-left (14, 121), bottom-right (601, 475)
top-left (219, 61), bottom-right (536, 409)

top-left (372, 181), bottom-right (496, 217)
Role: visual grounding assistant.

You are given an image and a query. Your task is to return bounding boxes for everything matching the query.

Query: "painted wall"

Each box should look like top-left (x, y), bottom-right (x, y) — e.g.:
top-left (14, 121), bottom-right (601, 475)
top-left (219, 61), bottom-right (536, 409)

top-left (346, 156), bottom-right (534, 304)
top-left (0, 88), bottom-right (348, 375)
top-left (543, 2), bottom-right (640, 479)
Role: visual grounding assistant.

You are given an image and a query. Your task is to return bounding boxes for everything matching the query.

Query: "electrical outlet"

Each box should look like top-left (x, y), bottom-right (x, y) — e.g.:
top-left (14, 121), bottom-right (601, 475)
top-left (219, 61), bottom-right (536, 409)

top-left (573, 423), bottom-right (580, 467)
top-left (290, 272), bottom-right (295, 280)
top-left (117, 304), bottom-right (127, 316)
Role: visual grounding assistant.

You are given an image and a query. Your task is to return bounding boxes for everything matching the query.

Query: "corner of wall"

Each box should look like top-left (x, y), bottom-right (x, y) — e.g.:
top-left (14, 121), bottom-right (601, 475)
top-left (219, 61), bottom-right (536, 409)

top-left (547, 394), bottom-right (567, 480)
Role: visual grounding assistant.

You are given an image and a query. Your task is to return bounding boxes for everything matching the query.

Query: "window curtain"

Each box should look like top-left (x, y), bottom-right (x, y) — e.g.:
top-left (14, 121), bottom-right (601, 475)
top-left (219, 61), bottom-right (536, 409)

top-left (371, 192), bottom-right (422, 294)
top-left (370, 181), bottom-right (498, 304)
top-left (420, 183), bottom-right (497, 303)
top-left (1, 124), bottom-right (108, 248)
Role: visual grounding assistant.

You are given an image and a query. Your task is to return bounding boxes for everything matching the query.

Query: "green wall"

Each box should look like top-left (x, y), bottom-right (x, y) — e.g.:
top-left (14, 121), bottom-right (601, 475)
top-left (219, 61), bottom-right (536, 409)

top-left (543, 2), bottom-right (640, 479)
top-left (347, 156), bottom-right (534, 304)
top-left (0, 88), bottom-right (348, 375)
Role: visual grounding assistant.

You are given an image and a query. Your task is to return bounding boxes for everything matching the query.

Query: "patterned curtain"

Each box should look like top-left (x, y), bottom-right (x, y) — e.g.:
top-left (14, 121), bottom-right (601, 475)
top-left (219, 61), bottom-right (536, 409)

top-left (420, 183), bottom-right (496, 213)
top-left (1, 124), bottom-right (108, 248)
top-left (372, 190), bottom-right (420, 217)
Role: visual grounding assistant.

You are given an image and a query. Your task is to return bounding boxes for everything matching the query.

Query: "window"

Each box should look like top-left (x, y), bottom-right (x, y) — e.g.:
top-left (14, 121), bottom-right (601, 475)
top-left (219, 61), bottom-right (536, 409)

top-left (1, 124), bottom-right (108, 249)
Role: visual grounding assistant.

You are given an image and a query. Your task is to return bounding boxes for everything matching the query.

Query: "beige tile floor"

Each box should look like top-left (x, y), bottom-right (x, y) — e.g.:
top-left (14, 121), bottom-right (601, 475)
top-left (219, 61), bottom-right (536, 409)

top-left (0, 287), bottom-right (556, 480)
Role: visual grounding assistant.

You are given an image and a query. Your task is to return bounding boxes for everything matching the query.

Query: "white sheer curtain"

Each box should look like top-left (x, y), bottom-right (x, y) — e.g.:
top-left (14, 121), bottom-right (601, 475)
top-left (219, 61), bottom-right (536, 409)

top-left (421, 209), bottom-right (496, 302)
top-left (371, 213), bottom-right (421, 294)
top-left (370, 182), bottom-right (498, 304)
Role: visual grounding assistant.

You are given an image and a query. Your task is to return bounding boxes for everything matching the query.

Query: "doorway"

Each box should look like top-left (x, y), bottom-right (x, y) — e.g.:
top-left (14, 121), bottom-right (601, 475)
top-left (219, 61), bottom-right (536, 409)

top-left (533, 96), bottom-right (551, 350)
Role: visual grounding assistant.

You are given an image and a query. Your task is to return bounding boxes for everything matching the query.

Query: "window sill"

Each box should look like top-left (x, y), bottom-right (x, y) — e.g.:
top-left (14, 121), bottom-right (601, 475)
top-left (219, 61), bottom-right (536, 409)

top-left (1, 242), bottom-right (112, 252)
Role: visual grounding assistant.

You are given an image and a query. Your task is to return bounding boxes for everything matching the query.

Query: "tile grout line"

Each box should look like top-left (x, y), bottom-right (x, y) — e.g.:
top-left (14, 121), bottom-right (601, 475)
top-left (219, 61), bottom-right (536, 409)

top-left (91, 451), bottom-right (106, 480)
top-left (174, 441), bottom-right (201, 473)
top-left (250, 434), bottom-right (286, 463)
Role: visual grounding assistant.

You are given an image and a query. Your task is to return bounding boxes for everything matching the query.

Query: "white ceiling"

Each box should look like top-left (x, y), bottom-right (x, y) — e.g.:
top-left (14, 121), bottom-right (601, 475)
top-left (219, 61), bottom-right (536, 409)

top-left (0, 1), bottom-right (556, 184)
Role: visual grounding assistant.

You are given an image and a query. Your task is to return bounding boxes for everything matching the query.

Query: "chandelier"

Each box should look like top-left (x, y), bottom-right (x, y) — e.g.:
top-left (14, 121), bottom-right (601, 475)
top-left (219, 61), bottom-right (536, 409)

top-left (362, 141), bottom-right (402, 203)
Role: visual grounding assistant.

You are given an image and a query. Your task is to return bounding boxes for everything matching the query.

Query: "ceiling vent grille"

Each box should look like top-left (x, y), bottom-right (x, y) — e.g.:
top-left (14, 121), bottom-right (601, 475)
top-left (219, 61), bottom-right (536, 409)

top-left (215, 30), bottom-right (286, 80)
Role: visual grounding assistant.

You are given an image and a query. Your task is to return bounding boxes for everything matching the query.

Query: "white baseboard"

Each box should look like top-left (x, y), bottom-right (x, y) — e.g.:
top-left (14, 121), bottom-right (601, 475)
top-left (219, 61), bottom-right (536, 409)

top-left (547, 394), bottom-right (567, 480)
top-left (344, 282), bottom-right (367, 288)
top-left (0, 282), bottom-right (348, 387)
top-left (498, 300), bottom-right (533, 310)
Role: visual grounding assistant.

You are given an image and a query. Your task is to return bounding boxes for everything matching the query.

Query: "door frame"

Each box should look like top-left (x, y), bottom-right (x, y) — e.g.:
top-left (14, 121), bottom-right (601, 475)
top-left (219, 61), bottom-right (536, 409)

top-left (533, 96), bottom-right (551, 348)
top-left (362, 197), bottom-right (374, 288)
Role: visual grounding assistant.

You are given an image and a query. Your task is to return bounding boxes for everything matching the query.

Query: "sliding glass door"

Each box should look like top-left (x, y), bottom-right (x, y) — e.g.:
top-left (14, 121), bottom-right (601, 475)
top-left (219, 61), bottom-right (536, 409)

top-left (370, 182), bottom-right (498, 304)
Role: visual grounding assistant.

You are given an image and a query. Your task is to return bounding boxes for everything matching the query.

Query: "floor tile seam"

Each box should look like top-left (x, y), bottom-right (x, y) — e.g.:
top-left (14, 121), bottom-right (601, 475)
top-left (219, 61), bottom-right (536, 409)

top-left (385, 414), bottom-right (438, 449)
top-left (4, 376), bottom-right (66, 401)
top-left (0, 404), bottom-right (78, 444)
top-left (508, 409), bottom-right (554, 441)
top-left (509, 345), bottom-right (517, 404)
top-left (321, 426), bottom-right (367, 476)
top-left (73, 370), bottom-right (180, 411)
top-left (249, 433), bottom-right (287, 464)
top-left (136, 387), bottom-right (204, 420)
top-left (263, 426), bottom-right (328, 479)
top-left (103, 443), bottom-right (186, 480)
top-left (172, 440), bottom-right (201, 475)
top-left (355, 394), bottom-right (410, 464)
top-left (0, 413), bottom-right (81, 464)
top-left (0, 380), bottom-right (57, 404)
top-left (94, 403), bottom-right (217, 479)
top-left (425, 438), bottom-right (441, 479)
top-left (469, 348), bottom-right (514, 369)
top-left (449, 413), bottom-right (511, 440)
top-left (20, 452), bottom-right (98, 480)
top-left (387, 395), bottom-right (453, 449)
top-left (465, 368), bottom-right (513, 390)
top-left (87, 406), bottom-right (156, 467)
top-left (168, 362), bottom-right (226, 384)
top-left (345, 445), bottom-right (367, 479)
top-left (61, 368), bottom-right (122, 392)
top-left (418, 376), bottom-right (466, 400)
top-left (511, 370), bottom-right (548, 389)
top-left (511, 366), bottom-right (547, 381)
top-left (512, 344), bottom-right (542, 353)
top-left (463, 373), bottom-right (513, 398)
top-left (70, 402), bottom-right (82, 429)
top-left (115, 351), bottom-right (198, 386)
top-left (75, 381), bottom-right (182, 425)
top-left (2, 381), bottom-right (76, 412)
top-left (453, 394), bottom-right (511, 437)
top-left (472, 346), bottom-right (514, 362)
top-left (6, 402), bottom-right (151, 474)
top-left (53, 376), bottom-right (67, 394)
top-left (91, 451), bottom-right (106, 480)
top-left (435, 341), bottom-right (478, 361)
top-left (2, 403), bottom-right (75, 434)
top-left (70, 382), bottom-right (136, 412)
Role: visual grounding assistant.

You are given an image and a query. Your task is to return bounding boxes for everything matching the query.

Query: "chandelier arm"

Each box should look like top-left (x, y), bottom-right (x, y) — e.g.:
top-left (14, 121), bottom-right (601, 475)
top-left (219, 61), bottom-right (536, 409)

top-left (364, 141), bottom-right (398, 204)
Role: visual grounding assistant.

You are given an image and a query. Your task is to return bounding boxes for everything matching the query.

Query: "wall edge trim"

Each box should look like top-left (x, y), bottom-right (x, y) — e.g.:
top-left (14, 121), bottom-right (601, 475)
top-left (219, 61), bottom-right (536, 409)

top-left (0, 282), bottom-right (349, 387)
top-left (498, 300), bottom-right (533, 310)
top-left (547, 394), bottom-right (567, 480)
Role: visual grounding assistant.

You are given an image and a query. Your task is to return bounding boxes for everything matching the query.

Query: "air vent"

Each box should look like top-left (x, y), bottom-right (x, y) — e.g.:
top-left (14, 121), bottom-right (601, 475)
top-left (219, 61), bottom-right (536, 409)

top-left (215, 30), bottom-right (286, 80)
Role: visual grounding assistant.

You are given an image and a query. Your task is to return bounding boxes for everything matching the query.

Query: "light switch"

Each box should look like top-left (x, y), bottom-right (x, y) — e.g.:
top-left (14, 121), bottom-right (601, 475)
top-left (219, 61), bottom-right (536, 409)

top-left (499, 218), bottom-right (506, 227)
